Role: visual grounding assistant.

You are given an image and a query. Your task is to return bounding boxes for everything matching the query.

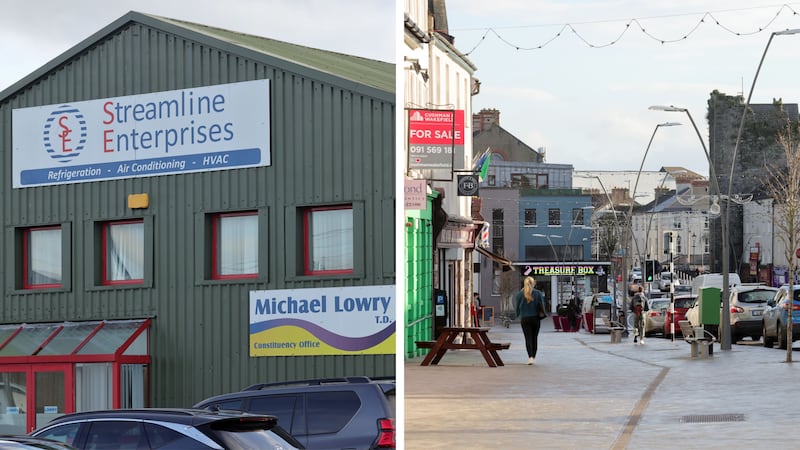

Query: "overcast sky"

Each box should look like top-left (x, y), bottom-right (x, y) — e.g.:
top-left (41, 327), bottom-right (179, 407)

top-left (448, 1), bottom-right (800, 176)
top-left (0, 0), bottom-right (395, 93)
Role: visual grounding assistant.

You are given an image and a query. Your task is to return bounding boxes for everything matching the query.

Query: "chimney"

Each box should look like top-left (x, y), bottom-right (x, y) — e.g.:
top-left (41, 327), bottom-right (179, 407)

top-left (472, 108), bottom-right (500, 132)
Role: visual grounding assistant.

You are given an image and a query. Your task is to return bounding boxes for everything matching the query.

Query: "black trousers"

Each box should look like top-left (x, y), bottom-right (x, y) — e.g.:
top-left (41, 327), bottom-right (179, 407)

top-left (520, 316), bottom-right (541, 358)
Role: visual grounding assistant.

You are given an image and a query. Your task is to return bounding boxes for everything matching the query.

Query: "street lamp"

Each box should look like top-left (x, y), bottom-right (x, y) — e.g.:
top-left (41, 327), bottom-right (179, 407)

top-left (650, 28), bottom-right (800, 351)
top-left (727, 29), bottom-right (800, 354)
top-left (649, 104), bottom-right (730, 349)
top-left (620, 121), bottom-right (681, 335)
top-left (532, 233), bottom-right (562, 261)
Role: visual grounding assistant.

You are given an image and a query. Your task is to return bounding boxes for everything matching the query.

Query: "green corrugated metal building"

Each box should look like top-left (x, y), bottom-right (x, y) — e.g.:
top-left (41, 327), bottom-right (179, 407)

top-left (0, 11), bottom-right (395, 429)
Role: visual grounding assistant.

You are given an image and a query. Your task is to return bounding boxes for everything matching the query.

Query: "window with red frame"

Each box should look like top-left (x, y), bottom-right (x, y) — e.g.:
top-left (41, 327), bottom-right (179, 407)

top-left (212, 211), bottom-right (258, 279)
top-left (23, 225), bottom-right (62, 289)
top-left (103, 220), bottom-right (144, 285)
top-left (304, 205), bottom-right (353, 275)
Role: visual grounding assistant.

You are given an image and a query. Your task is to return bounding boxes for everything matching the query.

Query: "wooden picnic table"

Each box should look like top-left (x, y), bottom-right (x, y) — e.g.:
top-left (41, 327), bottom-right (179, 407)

top-left (416, 326), bottom-right (509, 367)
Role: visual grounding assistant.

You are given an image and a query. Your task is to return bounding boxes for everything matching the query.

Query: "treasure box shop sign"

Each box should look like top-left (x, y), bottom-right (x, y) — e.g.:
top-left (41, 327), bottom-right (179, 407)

top-left (524, 265), bottom-right (601, 276)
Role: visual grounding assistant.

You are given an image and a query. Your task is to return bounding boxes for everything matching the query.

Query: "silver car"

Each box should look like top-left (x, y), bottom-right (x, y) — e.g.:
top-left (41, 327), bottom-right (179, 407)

top-left (729, 285), bottom-right (777, 342)
top-left (685, 284), bottom-right (776, 342)
top-left (644, 298), bottom-right (670, 336)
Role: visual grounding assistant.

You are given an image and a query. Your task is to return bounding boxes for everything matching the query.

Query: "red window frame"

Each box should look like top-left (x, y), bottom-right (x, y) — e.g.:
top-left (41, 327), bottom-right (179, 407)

top-left (211, 211), bottom-right (258, 280)
top-left (23, 225), bottom-right (62, 289)
top-left (102, 219), bottom-right (144, 286)
top-left (303, 205), bottom-right (354, 276)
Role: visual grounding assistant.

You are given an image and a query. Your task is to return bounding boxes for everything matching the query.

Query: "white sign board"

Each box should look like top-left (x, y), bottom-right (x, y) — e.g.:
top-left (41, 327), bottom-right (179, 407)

top-left (249, 285), bottom-right (396, 356)
top-left (12, 79), bottom-right (270, 187)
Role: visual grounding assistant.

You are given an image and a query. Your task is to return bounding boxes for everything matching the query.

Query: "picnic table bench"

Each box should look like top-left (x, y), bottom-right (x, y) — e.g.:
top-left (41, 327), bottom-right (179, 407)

top-left (414, 326), bottom-right (510, 367)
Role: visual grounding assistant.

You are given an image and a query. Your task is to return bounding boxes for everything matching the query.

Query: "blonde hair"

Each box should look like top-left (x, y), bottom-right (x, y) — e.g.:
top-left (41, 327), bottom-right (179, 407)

top-left (523, 276), bottom-right (536, 303)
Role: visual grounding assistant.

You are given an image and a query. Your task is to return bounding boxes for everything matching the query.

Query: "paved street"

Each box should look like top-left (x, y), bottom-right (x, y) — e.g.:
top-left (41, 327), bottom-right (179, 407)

top-left (404, 318), bottom-right (800, 449)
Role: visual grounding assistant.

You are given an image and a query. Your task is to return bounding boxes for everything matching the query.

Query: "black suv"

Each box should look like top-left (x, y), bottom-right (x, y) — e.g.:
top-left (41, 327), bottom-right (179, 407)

top-left (30, 408), bottom-right (303, 449)
top-left (193, 376), bottom-right (396, 450)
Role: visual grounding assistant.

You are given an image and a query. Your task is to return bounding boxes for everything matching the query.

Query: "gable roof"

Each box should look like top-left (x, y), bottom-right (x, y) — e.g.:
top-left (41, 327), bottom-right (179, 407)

top-left (1, 11), bottom-right (394, 103)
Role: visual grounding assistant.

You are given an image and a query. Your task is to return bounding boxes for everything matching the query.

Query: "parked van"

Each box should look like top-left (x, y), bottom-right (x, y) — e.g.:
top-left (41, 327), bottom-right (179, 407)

top-left (690, 273), bottom-right (741, 295)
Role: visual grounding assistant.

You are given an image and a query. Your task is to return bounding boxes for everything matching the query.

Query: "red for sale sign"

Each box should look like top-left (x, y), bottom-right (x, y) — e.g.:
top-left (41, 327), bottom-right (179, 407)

top-left (407, 109), bottom-right (464, 171)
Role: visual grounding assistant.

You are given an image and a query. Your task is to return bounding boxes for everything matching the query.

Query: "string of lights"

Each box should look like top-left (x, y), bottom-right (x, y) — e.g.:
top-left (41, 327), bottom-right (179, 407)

top-left (457, 3), bottom-right (800, 55)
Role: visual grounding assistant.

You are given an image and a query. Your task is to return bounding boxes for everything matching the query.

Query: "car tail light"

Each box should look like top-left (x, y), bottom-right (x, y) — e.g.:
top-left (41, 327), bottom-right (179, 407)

top-left (374, 418), bottom-right (395, 448)
top-left (731, 306), bottom-right (744, 313)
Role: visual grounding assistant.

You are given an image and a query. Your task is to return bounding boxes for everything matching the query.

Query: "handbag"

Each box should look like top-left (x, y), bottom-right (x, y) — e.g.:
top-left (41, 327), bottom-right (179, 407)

top-left (537, 292), bottom-right (548, 319)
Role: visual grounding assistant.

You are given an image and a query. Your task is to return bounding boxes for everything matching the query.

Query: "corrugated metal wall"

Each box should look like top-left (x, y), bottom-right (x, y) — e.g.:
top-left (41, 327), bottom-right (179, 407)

top-left (0, 21), bottom-right (395, 407)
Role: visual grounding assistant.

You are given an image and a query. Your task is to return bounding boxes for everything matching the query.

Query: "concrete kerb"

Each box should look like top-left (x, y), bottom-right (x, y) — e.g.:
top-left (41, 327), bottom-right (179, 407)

top-left (405, 317), bottom-right (800, 449)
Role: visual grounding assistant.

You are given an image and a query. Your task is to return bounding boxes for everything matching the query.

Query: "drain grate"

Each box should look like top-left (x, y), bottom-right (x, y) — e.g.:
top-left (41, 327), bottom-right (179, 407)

top-left (680, 413), bottom-right (745, 424)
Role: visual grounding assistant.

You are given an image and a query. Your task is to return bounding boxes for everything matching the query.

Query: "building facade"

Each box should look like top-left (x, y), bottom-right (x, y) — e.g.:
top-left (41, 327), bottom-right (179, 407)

top-left (0, 11), bottom-right (395, 432)
top-left (404, 0), bottom-right (481, 355)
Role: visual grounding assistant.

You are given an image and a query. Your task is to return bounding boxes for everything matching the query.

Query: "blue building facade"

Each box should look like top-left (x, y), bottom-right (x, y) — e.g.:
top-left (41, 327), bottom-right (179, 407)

top-left (518, 189), bottom-right (593, 262)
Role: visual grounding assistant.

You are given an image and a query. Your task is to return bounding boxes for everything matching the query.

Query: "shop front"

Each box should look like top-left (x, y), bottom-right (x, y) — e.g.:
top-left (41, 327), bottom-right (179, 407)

top-left (515, 262), bottom-right (612, 313)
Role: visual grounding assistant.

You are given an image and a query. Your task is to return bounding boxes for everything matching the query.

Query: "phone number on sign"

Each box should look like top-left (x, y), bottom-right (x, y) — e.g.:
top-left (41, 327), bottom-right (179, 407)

top-left (409, 145), bottom-right (453, 154)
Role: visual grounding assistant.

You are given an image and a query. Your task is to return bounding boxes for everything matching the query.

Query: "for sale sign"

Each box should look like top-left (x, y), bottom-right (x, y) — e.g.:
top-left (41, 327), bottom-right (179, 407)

top-left (407, 109), bottom-right (464, 171)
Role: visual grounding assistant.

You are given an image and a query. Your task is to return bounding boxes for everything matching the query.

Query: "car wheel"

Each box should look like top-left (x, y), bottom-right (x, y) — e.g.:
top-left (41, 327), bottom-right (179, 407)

top-left (777, 323), bottom-right (787, 350)
top-left (763, 322), bottom-right (774, 348)
top-left (750, 334), bottom-right (761, 341)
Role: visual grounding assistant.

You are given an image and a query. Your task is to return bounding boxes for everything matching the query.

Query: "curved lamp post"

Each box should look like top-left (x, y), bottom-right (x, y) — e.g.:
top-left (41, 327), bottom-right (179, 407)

top-left (728, 29), bottom-right (800, 355)
top-left (532, 233), bottom-right (562, 262)
top-left (620, 121), bottom-right (681, 335)
top-left (650, 28), bottom-right (800, 351)
top-left (649, 104), bottom-right (731, 349)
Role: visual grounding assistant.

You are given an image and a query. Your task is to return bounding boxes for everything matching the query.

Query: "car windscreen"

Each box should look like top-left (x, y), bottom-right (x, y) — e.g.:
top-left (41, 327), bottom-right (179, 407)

top-left (674, 298), bottom-right (696, 309)
top-left (738, 290), bottom-right (775, 303)
top-left (650, 300), bottom-right (669, 311)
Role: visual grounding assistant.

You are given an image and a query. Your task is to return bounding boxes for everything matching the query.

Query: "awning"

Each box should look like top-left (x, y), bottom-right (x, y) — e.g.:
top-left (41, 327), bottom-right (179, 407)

top-left (0, 319), bottom-right (150, 358)
top-left (475, 246), bottom-right (515, 271)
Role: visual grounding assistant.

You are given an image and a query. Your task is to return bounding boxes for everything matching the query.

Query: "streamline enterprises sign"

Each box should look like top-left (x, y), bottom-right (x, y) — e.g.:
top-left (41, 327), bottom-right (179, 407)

top-left (249, 285), bottom-right (396, 356)
top-left (12, 79), bottom-right (270, 188)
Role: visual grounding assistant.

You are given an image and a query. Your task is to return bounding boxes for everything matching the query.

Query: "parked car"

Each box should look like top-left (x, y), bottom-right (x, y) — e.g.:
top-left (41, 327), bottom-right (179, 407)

top-left (729, 285), bottom-right (778, 342)
top-left (644, 298), bottom-right (670, 336)
top-left (664, 295), bottom-right (697, 339)
top-left (630, 268), bottom-right (642, 281)
top-left (674, 284), bottom-right (692, 295)
top-left (194, 376), bottom-right (396, 450)
top-left (0, 436), bottom-right (76, 449)
top-left (645, 289), bottom-right (668, 300)
top-left (30, 408), bottom-right (302, 450)
top-left (685, 284), bottom-right (777, 342)
top-left (762, 284), bottom-right (800, 349)
top-left (658, 271), bottom-right (679, 292)
top-left (690, 272), bottom-right (741, 295)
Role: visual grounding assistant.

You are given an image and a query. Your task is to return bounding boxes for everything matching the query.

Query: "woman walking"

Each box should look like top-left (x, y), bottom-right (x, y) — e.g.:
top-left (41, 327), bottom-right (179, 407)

top-left (514, 276), bottom-right (547, 365)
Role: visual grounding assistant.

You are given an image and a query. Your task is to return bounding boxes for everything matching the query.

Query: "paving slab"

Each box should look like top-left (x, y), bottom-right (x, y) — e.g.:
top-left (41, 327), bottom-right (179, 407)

top-left (404, 318), bottom-right (800, 449)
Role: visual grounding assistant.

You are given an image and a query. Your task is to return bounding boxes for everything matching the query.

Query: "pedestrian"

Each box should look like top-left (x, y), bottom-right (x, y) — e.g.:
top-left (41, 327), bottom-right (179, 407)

top-left (472, 292), bottom-right (482, 327)
top-left (514, 276), bottom-right (547, 365)
top-left (567, 294), bottom-right (581, 331)
top-left (631, 285), bottom-right (646, 344)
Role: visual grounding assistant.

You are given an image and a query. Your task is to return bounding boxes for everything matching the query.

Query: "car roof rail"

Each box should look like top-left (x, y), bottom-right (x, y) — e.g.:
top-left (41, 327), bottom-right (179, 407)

top-left (243, 376), bottom-right (380, 391)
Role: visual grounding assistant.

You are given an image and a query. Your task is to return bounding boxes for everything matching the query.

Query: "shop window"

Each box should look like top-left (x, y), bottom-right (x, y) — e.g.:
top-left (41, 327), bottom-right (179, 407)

top-left (103, 220), bottom-right (144, 285)
top-left (212, 211), bottom-right (258, 279)
top-left (304, 205), bottom-right (353, 275)
top-left (23, 226), bottom-right (62, 289)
